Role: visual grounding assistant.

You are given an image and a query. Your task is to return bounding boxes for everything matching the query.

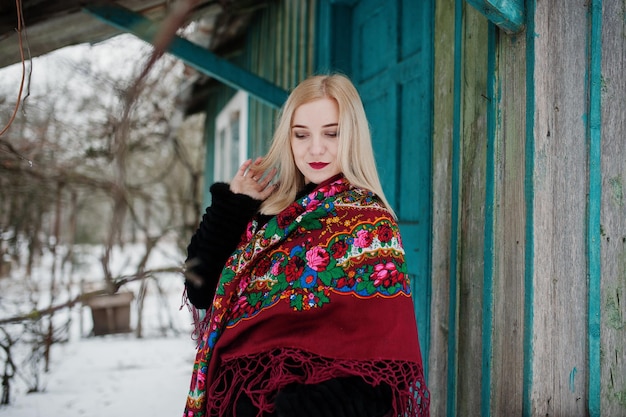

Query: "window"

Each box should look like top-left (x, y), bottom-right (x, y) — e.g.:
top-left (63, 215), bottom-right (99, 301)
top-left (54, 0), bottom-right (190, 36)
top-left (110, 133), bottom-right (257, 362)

top-left (214, 91), bottom-right (249, 182)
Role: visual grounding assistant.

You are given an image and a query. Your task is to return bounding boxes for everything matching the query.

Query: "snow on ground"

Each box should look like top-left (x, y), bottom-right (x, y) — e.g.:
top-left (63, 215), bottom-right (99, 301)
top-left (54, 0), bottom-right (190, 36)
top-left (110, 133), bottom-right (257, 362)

top-left (0, 240), bottom-right (199, 417)
top-left (3, 335), bottom-right (195, 417)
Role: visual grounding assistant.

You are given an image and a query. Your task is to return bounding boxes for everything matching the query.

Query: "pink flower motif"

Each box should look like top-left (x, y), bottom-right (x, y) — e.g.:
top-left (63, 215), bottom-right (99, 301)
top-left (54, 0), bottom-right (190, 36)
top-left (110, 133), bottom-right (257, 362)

top-left (371, 262), bottom-right (397, 286)
top-left (271, 262), bottom-right (281, 275)
top-left (305, 247), bottom-right (330, 271)
top-left (354, 229), bottom-right (373, 248)
top-left (237, 277), bottom-right (249, 293)
top-left (246, 223), bottom-right (254, 240)
top-left (321, 183), bottom-right (343, 197)
top-left (306, 199), bottom-right (320, 210)
top-left (196, 369), bottom-right (206, 391)
top-left (231, 295), bottom-right (247, 314)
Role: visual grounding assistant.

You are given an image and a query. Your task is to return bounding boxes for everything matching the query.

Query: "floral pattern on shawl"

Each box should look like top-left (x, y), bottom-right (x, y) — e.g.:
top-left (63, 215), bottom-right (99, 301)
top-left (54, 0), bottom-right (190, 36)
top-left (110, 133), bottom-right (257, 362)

top-left (228, 209), bottom-right (409, 325)
top-left (184, 176), bottom-right (428, 417)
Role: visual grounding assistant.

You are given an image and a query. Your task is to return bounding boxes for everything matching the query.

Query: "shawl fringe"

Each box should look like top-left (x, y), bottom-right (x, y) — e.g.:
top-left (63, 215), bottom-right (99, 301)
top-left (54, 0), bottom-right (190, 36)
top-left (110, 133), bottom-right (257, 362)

top-left (181, 285), bottom-right (209, 344)
top-left (207, 348), bottom-right (430, 417)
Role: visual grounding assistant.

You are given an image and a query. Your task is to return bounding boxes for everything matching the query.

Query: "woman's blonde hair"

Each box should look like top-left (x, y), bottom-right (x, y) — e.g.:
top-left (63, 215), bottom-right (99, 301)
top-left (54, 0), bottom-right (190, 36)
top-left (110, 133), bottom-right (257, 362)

top-left (258, 73), bottom-right (395, 218)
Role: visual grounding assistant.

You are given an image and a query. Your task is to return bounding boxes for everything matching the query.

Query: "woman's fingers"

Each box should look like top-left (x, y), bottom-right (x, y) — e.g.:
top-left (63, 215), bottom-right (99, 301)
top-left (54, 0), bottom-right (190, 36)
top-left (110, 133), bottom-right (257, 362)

top-left (242, 157), bottom-right (261, 179)
top-left (231, 157), bottom-right (277, 200)
top-left (251, 167), bottom-right (276, 186)
top-left (236, 159), bottom-right (253, 177)
top-left (247, 164), bottom-right (277, 185)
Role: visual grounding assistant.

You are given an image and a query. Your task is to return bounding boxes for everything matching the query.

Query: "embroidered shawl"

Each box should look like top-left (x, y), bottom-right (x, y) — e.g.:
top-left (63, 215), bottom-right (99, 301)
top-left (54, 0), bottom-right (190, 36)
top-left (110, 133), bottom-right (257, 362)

top-left (184, 176), bottom-right (429, 417)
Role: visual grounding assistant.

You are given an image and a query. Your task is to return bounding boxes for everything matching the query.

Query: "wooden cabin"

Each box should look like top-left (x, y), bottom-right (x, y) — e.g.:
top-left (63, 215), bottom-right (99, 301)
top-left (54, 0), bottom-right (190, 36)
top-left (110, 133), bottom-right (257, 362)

top-left (1, 0), bottom-right (623, 415)
top-left (158, 1), bottom-right (623, 415)
top-left (174, 1), bottom-right (623, 415)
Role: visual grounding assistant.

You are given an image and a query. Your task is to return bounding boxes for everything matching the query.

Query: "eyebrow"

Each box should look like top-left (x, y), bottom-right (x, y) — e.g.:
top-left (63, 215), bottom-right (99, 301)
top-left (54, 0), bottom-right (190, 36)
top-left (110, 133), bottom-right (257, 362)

top-left (291, 123), bottom-right (339, 128)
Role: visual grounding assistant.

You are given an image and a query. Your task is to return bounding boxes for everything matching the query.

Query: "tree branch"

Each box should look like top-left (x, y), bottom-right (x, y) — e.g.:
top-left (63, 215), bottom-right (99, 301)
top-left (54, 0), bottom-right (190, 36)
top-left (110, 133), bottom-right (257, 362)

top-left (0, 266), bottom-right (182, 326)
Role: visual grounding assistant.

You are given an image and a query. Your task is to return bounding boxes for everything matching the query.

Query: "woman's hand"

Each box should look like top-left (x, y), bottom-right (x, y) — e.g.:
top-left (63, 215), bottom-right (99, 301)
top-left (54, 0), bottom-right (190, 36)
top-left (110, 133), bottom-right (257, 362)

top-left (230, 157), bottom-right (278, 200)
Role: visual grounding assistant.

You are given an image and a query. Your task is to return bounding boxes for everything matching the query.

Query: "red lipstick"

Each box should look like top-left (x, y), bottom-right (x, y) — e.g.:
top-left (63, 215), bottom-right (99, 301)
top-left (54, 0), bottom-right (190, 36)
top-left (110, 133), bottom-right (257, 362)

top-left (309, 162), bottom-right (329, 169)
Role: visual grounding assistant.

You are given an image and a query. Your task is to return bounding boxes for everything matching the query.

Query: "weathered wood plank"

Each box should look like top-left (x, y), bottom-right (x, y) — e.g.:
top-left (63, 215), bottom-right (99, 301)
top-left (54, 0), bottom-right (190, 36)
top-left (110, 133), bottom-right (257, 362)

top-left (531, 1), bottom-right (589, 415)
top-left (478, 24), bottom-right (526, 416)
top-left (429, 0), bottom-right (456, 414)
top-left (600, 0), bottom-right (626, 414)
top-left (457, 5), bottom-right (489, 416)
top-left (490, 27), bottom-right (527, 415)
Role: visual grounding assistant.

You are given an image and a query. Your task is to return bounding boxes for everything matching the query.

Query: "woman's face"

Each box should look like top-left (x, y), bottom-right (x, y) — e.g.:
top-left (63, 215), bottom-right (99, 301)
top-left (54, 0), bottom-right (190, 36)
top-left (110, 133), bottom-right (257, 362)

top-left (290, 97), bottom-right (341, 184)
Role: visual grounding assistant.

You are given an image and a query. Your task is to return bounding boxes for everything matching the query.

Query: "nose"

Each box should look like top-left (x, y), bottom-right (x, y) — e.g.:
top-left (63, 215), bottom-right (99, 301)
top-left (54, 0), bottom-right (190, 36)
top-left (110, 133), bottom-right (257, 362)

top-left (309, 134), bottom-right (325, 155)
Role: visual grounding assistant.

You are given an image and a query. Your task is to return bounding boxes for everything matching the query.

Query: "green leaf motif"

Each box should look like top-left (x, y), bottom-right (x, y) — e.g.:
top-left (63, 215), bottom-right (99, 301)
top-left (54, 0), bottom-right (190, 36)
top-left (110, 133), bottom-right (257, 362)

top-left (247, 291), bottom-right (263, 306)
top-left (216, 269), bottom-right (235, 295)
top-left (265, 221), bottom-right (280, 238)
top-left (318, 292), bottom-right (330, 304)
top-left (356, 280), bottom-right (369, 292)
top-left (269, 275), bottom-right (289, 295)
top-left (299, 217), bottom-right (322, 230)
top-left (330, 267), bottom-right (345, 279)
top-left (291, 293), bottom-right (304, 310)
top-left (318, 270), bottom-right (332, 286)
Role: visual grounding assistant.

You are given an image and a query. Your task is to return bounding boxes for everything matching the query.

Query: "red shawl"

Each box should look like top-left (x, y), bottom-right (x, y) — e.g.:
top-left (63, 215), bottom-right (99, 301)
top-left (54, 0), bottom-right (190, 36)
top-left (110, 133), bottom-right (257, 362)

top-left (184, 176), bottom-right (429, 416)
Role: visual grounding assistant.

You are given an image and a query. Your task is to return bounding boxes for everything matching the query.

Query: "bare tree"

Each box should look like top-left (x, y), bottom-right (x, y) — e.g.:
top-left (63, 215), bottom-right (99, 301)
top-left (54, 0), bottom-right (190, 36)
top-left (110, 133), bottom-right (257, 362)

top-left (0, 33), bottom-right (207, 404)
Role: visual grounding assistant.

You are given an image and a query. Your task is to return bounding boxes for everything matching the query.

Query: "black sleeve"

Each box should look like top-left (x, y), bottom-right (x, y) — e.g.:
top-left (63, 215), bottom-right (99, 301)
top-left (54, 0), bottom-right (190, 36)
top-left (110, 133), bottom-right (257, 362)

top-left (272, 377), bottom-right (392, 417)
top-left (185, 182), bottom-right (262, 309)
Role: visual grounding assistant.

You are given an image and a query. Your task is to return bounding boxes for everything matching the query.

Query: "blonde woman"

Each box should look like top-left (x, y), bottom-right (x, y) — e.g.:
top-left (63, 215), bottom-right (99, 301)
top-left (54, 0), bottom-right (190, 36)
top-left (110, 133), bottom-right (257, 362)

top-left (184, 74), bottom-right (429, 417)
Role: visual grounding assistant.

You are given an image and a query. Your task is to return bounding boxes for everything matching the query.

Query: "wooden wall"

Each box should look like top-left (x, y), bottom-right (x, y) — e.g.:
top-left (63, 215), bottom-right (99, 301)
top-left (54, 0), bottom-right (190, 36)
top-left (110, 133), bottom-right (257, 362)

top-left (195, 0), bottom-right (625, 415)
top-left (430, 0), bottom-right (625, 415)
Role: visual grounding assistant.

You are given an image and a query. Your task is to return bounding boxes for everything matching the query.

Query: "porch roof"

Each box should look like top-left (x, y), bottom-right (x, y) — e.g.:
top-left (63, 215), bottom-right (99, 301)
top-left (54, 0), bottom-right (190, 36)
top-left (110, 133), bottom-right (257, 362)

top-left (0, 0), bottom-right (262, 69)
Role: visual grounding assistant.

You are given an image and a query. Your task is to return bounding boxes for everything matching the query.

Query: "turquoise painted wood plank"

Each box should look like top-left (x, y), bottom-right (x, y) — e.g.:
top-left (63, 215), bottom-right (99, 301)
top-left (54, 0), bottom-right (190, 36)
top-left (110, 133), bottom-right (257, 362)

top-left (466, 0), bottom-right (524, 34)
top-left (82, 4), bottom-right (288, 108)
top-left (586, 0), bottom-right (602, 415)
top-left (481, 22), bottom-right (497, 417)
